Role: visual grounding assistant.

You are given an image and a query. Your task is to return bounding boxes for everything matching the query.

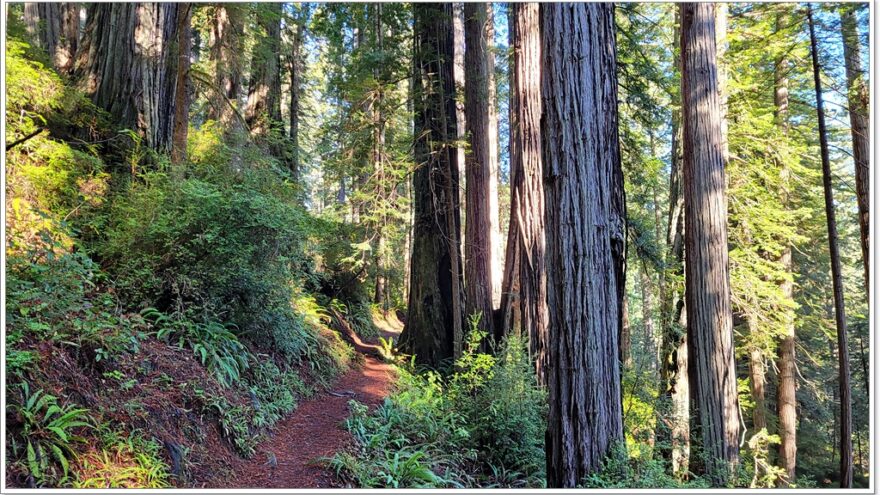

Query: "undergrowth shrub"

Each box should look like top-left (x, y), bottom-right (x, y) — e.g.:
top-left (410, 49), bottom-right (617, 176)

top-left (72, 428), bottom-right (170, 489)
top-left (328, 327), bottom-right (546, 488)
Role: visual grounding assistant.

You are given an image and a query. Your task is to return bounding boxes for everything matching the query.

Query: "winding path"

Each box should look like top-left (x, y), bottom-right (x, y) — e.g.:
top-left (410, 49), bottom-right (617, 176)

top-left (224, 314), bottom-right (402, 488)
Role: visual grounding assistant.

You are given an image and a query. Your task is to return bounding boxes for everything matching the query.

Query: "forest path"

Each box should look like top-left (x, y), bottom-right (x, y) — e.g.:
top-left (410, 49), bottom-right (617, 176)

top-left (223, 313), bottom-right (403, 488)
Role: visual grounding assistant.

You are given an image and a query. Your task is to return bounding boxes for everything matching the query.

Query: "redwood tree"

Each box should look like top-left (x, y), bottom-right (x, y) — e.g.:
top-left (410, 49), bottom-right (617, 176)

top-left (76, 3), bottom-right (183, 154)
top-left (24, 2), bottom-right (79, 75)
top-left (680, 2), bottom-right (739, 482)
top-left (839, 3), bottom-right (869, 296)
top-left (463, 2), bottom-right (495, 339)
top-left (542, 3), bottom-right (626, 486)
top-left (500, 2), bottom-right (546, 380)
top-left (400, 2), bottom-right (464, 367)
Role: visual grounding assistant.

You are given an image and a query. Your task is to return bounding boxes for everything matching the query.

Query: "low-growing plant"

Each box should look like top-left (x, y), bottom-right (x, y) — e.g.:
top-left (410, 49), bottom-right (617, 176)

top-left (142, 308), bottom-right (249, 387)
top-left (8, 383), bottom-right (91, 485)
top-left (72, 428), bottom-right (170, 488)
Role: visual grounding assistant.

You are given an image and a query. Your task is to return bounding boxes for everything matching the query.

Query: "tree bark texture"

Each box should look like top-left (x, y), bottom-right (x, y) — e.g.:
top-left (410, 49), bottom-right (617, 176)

top-left (401, 3), bottom-right (464, 368)
top-left (464, 2), bottom-right (496, 339)
top-left (541, 3), bottom-right (626, 487)
top-left (246, 3), bottom-right (283, 139)
top-left (501, 3), bottom-right (546, 380)
top-left (681, 2), bottom-right (740, 481)
top-left (76, 3), bottom-right (183, 154)
top-left (839, 4), bottom-right (870, 297)
top-left (171, 4), bottom-right (191, 166)
top-left (24, 2), bottom-right (79, 75)
top-left (208, 4), bottom-right (246, 131)
top-left (808, 7), bottom-right (853, 487)
top-left (659, 6), bottom-right (689, 477)
top-left (773, 20), bottom-right (797, 484)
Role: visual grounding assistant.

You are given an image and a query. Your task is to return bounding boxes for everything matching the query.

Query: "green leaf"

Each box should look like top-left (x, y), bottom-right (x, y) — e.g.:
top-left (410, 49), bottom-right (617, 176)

top-left (27, 442), bottom-right (40, 479)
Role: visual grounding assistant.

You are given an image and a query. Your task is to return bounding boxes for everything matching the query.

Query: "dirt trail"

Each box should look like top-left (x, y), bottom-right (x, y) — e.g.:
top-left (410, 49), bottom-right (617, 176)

top-left (223, 314), bottom-right (402, 488)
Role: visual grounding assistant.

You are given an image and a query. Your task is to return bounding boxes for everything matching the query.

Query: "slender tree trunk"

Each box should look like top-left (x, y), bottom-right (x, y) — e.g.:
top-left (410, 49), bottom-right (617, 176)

top-left (542, 3), bottom-right (625, 486)
top-left (839, 4), bottom-right (870, 297)
top-left (453, 3), bottom-right (466, 217)
top-left (748, 344), bottom-right (767, 433)
top-left (658, 5), bottom-right (689, 477)
top-left (681, 3), bottom-right (739, 482)
top-left (621, 296), bottom-right (632, 368)
top-left (288, 19), bottom-right (303, 179)
top-left (171, 4), bottom-right (192, 166)
top-left (485, 6), bottom-right (502, 309)
top-left (808, 7), bottom-right (853, 487)
top-left (76, 3), bottom-right (181, 154)
top-left (401, 2), bottom-right (464, 367)
top-left (463, 2), bottom-right (496, 339)
top-left (774, 13), bottom-right (797, 483)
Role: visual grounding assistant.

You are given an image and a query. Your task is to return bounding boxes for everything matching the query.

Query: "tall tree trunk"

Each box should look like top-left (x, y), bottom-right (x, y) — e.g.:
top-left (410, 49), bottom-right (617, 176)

top-left (621, 296), bottom-right (632, 368)
top-left (452, 3), bottom-right (467, 219)
top-left (463, 2), bottom-right (496, 339)
top-left (76, 3), bottom-right (181, 154)
top-left (24, 2), bottom-right (79, 75)
top-left (171, 4), bottom-right (192, 166)
top-left (839, 4), bottom-right (870, 297)
top-left (774, 12), bottom-right (797, 483)
top-left (681, 3), bottom-right (739, 482)
top-left (513, 3), bottom-right (546, 379)
top-left (208, 4), bottom-right (245, 131)
top-left (246, 3), bottom-right (283, 140)
top-left (807, 7), bottom-right (853, 487)
top-left (499, 4), bottom-right (521, 342)
top-left (485, 6), bottom-right (502, 309)
top-left (659, 5), bottom-right (689, 477)
top-left (288, 18), bottom-right (303, 179)
top-left (401, 2), bottom-right (464, 367)
top-left (371, 3), bottom-right (389, 313)
top-left (542, 3), bottom-right (625, 486)
top-left (748, 344), bottom-right (767, 432)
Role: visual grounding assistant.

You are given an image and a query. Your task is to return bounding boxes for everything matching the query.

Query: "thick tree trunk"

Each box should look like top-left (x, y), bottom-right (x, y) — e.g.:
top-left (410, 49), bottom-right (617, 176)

top-left (807, 7), bottom-right (853, 487)
top-left (681, 3), bottom-right (739, 482)
top-left (658, 5), bottom-right (689, 477)
top-left (542, 3), bottom-right (625, 487)
top-left (401, 2), bottom-right (464, 367)
top-left (773, 18), bottom-right (797, 484)
top-left (24, 2), bottom-right (79, 75)
top-left (76, 3), bottom-right (181, 154)
top-left (839, 4), bottom-right (870, 297)
top-left (463, 2), bottom-right (496, 339)
top-left (246, 3), bottom-right (283, 139)
top-left (171, 4), bottom-right (192, 166)
top-left (208, 4), bottom-right (245, 130)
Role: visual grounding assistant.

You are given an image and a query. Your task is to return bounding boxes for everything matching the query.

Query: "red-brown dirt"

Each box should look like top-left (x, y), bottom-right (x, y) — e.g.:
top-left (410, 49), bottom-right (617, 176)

top-left (220, 313), bottom-right (402, 488)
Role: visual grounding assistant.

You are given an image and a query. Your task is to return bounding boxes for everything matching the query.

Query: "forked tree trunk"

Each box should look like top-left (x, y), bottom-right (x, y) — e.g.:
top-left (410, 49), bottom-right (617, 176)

top-left (400, 2), bottom-right (464, 367)
top-left (680, 2), bottom-right (740, 482)
top-left (76, 3), bottom-right (182, 154)
top-left (463, 2), bottom-right (496, 339)
top-left (839, 4), bottom-right (870, 297)
top-left (542, 3), bottom-right (625, 486)
top-left (807, 7), bottom-right (853, 487)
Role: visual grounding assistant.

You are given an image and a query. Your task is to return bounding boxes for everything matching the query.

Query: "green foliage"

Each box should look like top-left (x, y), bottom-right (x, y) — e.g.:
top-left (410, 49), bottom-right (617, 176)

top-left (8, 383), bottom-right (91, 485)
top-left (328, 331), bottom-right (545, 488)
top-left (142, 308), bottom-right (249, 387)
top-left (72, 428), bottom-right (170, 489)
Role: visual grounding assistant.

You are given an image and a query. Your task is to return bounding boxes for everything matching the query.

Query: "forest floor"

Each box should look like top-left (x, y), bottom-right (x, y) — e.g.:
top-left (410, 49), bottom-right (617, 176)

top-left (223, 313), bottom-right (403, 488)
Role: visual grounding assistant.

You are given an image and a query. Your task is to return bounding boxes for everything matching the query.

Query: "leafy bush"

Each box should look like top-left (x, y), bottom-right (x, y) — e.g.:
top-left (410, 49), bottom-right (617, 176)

top-left (8, 383), bottom-right (91, 485)
top-left (328, 328), bottom-right (546, 488)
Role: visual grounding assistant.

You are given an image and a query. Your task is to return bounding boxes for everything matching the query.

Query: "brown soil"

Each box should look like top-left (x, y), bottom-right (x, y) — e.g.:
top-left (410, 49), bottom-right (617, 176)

top-left (219, 313), bottom-right (403, 488)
